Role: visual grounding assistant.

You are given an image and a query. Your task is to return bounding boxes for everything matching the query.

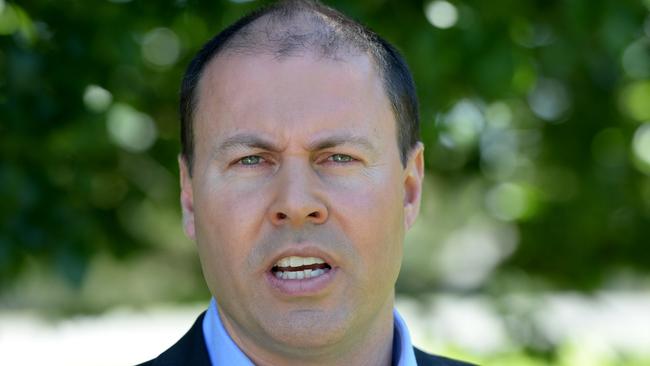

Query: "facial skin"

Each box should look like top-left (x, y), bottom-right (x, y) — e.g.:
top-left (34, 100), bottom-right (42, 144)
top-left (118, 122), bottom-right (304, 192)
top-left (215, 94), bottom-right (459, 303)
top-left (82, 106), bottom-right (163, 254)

top-left (179, 51), bottom-right (424, 366)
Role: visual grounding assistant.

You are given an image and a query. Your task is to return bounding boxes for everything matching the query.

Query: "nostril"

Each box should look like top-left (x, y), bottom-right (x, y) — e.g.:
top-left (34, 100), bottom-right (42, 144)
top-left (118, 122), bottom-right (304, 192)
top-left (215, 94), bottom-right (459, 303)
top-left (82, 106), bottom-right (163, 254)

top-left (276, 212), bottom-right (287, 220)
top-left (308, 212), bottom-right (319, 218)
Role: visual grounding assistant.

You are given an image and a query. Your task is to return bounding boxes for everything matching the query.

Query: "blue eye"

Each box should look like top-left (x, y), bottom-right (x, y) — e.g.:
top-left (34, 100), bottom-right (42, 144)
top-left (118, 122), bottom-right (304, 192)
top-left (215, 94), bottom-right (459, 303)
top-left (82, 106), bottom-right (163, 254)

top-left (329, 154), bottom-right (354, 163)
top-left (239, 155), bottom-right (263, 165)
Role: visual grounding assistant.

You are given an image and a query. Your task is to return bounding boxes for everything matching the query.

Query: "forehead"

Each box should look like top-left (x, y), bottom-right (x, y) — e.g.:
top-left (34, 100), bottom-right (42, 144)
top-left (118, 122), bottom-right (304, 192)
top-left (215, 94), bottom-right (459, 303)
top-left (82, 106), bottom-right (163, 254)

top-left (194, 52), bottom-right (396, 147)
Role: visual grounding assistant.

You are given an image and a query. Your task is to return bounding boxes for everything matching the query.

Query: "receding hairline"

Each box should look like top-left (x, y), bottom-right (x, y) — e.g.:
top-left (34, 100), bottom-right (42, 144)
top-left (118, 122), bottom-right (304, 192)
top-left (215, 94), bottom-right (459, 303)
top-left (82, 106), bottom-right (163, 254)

top-left (192, 3), bottom-right (386, 98)
top-left (220, 1), bottom-right (369, 57)
top-left (192, 7), bottom-right (393, 133)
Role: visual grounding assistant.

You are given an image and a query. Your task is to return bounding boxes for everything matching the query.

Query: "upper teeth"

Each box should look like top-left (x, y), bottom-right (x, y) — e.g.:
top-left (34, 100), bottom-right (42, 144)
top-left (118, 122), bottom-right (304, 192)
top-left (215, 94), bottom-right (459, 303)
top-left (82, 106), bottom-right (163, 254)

top-left (275, 256), bottom-right (325, 268)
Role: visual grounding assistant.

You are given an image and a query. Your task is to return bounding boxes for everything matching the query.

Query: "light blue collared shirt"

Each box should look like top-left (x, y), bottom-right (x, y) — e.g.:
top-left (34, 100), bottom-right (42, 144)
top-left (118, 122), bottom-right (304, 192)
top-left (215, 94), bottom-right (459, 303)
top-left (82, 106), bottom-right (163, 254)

top-left (202, 298), bottom-right (417, 366)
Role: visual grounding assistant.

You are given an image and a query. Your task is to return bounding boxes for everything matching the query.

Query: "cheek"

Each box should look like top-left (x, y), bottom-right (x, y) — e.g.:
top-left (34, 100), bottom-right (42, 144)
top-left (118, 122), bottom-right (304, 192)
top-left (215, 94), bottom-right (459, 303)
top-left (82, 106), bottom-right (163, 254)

top-left (196, 171), bottom-right (270, 233)
top-left (329, 174), bottom-right (405, 267)
top-left (192, 180), bottom-right (270, 282)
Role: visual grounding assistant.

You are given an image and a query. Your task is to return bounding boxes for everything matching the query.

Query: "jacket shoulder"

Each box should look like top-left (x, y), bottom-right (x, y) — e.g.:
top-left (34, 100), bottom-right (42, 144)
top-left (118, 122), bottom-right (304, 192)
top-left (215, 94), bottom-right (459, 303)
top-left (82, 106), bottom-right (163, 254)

top-left (413, 346), bottom-right (478, 366)
top-left (136, 312), bottom-right (211, 366)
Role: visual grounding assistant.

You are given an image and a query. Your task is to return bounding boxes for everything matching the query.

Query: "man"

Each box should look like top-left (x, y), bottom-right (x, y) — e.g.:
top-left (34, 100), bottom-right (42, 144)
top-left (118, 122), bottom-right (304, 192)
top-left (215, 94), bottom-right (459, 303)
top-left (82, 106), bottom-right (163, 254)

top-left (140, 0), bottom-right (474, 365)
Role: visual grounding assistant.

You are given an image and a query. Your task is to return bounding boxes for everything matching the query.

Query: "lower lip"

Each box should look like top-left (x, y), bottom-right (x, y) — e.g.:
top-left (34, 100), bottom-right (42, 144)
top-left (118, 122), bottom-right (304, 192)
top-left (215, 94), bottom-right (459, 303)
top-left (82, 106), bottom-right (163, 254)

top-left (266, 267), bottom-right (338, 296)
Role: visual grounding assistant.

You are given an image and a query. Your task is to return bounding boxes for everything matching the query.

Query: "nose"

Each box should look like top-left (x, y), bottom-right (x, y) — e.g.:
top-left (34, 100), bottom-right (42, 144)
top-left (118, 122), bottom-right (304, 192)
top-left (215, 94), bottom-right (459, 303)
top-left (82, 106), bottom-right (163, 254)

top-left (268, 159), bottom-right (328, 227)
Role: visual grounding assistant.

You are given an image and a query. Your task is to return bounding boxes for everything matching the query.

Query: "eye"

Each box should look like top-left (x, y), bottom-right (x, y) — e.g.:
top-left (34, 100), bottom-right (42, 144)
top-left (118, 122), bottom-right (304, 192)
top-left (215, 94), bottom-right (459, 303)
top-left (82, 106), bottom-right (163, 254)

top-left (328, 154), bottom-right (354, 163)
top-left (238, 155), bottom-right (264, 166)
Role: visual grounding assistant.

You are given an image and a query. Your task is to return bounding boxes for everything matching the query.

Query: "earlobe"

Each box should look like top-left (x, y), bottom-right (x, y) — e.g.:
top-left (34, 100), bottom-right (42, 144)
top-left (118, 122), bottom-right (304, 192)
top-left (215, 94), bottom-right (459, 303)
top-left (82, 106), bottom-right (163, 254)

top-left (178, 155), bottom-right (196, 240)
top-left (403, 142), bottom-right (424, 230)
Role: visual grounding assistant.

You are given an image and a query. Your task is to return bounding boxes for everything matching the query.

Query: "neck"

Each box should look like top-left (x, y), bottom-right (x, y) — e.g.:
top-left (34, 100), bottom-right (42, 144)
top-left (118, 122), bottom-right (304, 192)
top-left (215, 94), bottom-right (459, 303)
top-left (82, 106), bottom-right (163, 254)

top-left (220, 296), bottom-right (396, 366)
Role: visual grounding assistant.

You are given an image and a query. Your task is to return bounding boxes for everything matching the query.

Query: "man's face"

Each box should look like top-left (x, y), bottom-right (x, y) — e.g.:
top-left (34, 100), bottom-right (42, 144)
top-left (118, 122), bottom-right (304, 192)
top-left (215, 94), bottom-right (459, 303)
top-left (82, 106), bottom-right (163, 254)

top-left (180, 52), bottom-right (423, 357)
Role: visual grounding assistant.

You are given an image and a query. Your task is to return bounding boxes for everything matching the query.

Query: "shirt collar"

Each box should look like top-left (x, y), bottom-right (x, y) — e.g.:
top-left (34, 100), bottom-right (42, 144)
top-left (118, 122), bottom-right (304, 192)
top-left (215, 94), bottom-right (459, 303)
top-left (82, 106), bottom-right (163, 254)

top-left (202, 298), bottom-right (254, 366)
top-left (202, 298), bottom-right (417, 366)
top-left (392, 306), bottom-right (418, 366)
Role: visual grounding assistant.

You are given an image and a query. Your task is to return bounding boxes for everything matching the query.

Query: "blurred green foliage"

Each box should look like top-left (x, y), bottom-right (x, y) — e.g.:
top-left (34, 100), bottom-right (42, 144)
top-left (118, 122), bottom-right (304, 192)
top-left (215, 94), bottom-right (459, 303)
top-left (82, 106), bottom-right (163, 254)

top-left (1, 0), bottom-right (649, 302)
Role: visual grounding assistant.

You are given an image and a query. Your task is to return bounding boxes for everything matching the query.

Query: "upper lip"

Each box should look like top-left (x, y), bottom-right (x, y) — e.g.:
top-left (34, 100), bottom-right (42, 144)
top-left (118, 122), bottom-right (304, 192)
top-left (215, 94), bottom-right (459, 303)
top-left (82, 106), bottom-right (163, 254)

top-left (266, 245), bottom-right (338, 272)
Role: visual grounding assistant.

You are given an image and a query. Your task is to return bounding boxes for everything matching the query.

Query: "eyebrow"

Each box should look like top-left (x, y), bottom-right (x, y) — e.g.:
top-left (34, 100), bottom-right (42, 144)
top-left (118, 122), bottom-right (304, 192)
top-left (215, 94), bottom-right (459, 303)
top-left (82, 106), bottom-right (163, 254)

top-left (306, 134), bottom-right (377, 154)
top-left (215, 133), bottom-right (282, 156)
top-left (214, 132), bottom-right (378, 156)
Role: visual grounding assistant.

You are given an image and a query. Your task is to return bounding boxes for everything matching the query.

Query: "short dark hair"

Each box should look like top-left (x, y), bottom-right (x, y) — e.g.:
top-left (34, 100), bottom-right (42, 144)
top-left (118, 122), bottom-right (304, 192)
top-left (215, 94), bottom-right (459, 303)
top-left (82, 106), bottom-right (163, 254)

top-left (180, 0), bottom-right (419, 174)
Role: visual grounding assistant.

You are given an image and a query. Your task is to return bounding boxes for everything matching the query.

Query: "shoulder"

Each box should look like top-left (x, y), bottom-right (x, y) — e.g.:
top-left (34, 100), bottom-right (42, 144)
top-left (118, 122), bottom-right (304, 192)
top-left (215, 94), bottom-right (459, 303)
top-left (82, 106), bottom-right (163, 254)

top-left (136, 312), bottom-right (211, 366)
top-left (413, 346), bottom-right (478, 366)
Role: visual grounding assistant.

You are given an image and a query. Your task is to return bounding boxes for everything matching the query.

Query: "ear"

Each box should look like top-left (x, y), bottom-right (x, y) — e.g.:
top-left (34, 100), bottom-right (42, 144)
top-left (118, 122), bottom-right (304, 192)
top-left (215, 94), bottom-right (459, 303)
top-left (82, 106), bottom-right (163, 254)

top-left (403, 142), bottom-right (425, 230)
top-left (179, 155), bottom-right (196, 241)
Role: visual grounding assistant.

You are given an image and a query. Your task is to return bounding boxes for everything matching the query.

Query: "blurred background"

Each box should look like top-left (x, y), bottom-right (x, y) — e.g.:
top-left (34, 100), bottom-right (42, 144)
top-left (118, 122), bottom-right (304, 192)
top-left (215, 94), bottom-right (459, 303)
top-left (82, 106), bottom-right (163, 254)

top-left (1, 0), bottom-right (649, 364)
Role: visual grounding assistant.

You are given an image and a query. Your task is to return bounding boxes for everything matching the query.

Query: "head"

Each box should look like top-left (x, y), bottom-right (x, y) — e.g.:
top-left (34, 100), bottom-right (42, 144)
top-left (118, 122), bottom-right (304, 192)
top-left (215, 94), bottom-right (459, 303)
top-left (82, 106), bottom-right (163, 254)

top-left (180, 0), bottom-right (420, 174)
top-left (178, 0), bottom-right (424, 363)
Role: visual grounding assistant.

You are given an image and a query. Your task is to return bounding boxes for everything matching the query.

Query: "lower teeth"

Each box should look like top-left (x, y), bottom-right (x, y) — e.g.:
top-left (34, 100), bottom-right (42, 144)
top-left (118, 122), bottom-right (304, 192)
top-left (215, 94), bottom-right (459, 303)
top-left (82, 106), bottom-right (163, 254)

top-left (275, 268), bottom-right (327, 280)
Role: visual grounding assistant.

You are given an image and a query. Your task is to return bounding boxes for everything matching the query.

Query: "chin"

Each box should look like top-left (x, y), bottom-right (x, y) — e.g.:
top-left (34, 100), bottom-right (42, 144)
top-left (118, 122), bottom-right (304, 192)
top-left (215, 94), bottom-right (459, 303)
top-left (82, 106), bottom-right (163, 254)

top-left (261, 309), bottom-right (351, 351)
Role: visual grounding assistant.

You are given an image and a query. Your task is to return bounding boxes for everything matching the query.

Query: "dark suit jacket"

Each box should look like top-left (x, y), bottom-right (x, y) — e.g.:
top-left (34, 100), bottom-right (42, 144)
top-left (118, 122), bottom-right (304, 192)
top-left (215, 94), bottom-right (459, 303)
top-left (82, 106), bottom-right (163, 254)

top-left (138, 313), bottom-right (476, 366)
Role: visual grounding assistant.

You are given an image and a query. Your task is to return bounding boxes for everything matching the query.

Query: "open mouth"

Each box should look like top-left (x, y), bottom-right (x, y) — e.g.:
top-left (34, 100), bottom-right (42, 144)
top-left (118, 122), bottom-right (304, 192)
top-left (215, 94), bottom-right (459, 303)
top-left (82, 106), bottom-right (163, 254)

top-left (271, 256), bottom-right (332, 280)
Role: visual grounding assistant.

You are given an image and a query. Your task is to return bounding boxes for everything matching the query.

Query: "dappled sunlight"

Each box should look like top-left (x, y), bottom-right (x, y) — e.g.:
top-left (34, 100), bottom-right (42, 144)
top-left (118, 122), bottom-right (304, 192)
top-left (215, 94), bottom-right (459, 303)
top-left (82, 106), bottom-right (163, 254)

top-left (632, 123), bottom-right (650, 175)
top-left (425, 1), bottom-right (458, 30)
top-left (83, 84), bottom-right (113, 113)
top-left (141, 27), bottom-right (181, 69)
top-left (107, 103), bottom-right (158, 153)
